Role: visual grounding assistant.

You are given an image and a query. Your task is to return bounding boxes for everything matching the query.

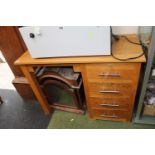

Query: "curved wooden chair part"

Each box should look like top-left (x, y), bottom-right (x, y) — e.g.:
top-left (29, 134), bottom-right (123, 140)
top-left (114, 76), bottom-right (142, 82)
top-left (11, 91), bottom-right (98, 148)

top-left (37, 71), bottom-right (85, 114)
top-left (38, 71), bottom-right (81, 88)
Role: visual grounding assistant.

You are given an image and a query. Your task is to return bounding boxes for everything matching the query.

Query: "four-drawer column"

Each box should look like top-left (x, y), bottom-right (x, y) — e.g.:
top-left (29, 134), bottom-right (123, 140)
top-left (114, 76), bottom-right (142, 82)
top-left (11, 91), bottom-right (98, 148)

top-left (82, 63), bottom-right (141, 122)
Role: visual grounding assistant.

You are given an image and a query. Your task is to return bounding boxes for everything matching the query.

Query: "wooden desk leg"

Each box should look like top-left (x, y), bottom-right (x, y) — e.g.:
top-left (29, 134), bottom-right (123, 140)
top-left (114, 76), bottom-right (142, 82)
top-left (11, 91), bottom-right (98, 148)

top-left (21, 66), bottom-right (51, 114)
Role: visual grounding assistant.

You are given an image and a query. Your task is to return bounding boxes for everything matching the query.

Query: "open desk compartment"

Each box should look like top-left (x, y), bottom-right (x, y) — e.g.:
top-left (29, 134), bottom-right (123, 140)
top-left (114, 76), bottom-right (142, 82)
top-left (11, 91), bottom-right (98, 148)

top-left (35, 66), bottom-right (85, 114)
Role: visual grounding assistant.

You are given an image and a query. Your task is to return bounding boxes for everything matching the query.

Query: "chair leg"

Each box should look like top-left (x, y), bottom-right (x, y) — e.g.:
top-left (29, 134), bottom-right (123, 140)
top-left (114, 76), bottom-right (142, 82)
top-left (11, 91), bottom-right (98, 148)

top-left (0, 96), bottom-right (3, 104)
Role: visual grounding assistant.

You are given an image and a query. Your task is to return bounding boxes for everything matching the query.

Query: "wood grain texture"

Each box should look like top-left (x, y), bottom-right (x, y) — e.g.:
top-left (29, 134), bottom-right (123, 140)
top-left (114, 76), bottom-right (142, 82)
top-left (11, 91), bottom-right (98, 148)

top-left (87, 82), bottom-right (134, 98)
top-left (85, 63), bottom-right (140, 82)
top-left (89, 97), bottom-right (131, 109)
top-left (89, 107), bottom-right (130, 122)
top-left (14, 35), bottom-right (145, 66)
top-left (85, 63), bottom-right (141, 121)
top-left (0, 26), bottom-right (27, 76)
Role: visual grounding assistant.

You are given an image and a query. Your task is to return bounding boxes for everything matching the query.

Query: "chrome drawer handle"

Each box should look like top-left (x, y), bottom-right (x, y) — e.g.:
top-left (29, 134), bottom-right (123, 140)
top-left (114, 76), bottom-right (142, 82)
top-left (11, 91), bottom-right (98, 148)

top-left (99, 90), bottom-right (120, 93)
top-left (98, 73), bottom-right (121, 77)
top-left (99, 104), bottom-right (120, 107)
top-left (99, 114), bottom-right (118, 118)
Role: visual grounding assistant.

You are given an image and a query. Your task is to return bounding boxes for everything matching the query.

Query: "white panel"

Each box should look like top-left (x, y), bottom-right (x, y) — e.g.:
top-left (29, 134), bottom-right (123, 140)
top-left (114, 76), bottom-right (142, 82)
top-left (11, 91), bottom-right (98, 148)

top-left (112, 26), bottom-right (138, 35)
top-left (19, 26), bottom-right (111, 58)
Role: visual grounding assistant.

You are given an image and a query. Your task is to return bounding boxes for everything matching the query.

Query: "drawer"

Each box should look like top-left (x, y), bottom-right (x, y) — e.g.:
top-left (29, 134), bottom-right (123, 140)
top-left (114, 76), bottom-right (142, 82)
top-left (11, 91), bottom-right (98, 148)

top-left (86, 63), bottom-right (139, 82)
top-left (87, 82), bottom-right (134, 98)
top-left (89, 97), bottom-right (131, 110)
top-left (90, 108), bottom-right (130, 121)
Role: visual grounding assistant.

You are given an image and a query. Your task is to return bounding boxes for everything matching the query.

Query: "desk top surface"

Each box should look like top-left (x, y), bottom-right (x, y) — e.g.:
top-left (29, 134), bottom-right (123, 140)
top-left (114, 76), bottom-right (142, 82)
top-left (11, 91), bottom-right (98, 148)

top-left (15, 35), bottom-right (146, 66)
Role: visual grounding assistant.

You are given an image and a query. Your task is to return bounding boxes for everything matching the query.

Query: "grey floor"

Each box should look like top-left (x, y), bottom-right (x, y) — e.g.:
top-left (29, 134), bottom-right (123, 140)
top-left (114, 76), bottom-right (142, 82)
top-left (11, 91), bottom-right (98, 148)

top-left (0, 89), bottom-right (52, 129)
top-left (0, 52), bottom-right (51, 129)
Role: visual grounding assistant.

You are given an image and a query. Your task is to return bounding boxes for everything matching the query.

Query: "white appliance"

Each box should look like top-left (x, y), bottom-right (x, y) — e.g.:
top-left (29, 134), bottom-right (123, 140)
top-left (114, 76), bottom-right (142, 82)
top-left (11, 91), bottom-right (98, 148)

top-left (19, 26), bottom-right (111, 58)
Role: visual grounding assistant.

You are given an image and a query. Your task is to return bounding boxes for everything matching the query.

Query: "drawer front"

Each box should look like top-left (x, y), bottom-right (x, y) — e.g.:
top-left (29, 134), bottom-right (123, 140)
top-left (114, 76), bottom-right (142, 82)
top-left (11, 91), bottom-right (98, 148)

top-left (86, 63), bottom-right (139, 82)
top-left (85, 63), bottom-right (140, 122)
top-left (90, 108), bottom-right (130, 121)
top-left (88, 82), bottom-right (134, 98)
top-left (89, 97), bottom-right (131, 110)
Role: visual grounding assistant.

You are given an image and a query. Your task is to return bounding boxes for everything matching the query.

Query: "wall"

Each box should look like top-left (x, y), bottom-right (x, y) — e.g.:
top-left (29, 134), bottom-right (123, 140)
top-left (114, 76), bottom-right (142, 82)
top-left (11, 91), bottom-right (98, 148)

top-left (112, 26), bottom-right (138, 35)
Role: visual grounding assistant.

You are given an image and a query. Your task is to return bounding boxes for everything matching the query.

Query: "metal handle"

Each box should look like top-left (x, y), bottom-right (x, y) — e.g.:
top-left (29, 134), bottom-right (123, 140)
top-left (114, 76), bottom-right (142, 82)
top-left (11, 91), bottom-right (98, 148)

top-left (99, 114), bottom-right (118, 118)
top-left (99, 103), bottom-right (120, 107)
top-left (99, 90), bottom-right (120, 93)
top-left (98, 73), bottom-right (121, 77)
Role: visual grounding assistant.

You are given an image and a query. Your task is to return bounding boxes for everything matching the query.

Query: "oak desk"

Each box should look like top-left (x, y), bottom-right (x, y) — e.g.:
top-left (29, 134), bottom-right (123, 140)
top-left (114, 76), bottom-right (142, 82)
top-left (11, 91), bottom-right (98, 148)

top-left (15, 35), bottom-right (146, 122)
